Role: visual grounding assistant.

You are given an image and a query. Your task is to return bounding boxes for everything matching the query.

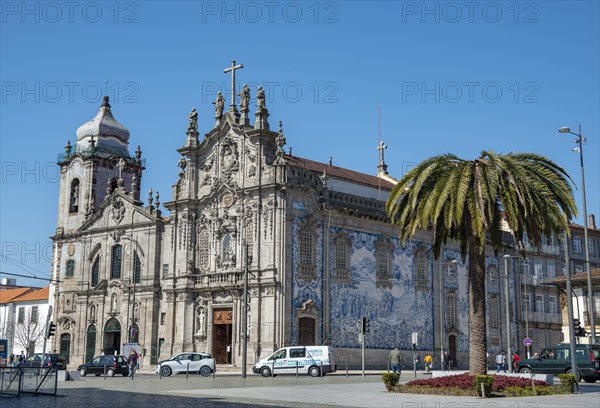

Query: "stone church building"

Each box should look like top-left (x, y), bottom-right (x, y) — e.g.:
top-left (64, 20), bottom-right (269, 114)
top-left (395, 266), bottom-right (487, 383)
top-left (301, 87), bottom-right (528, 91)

top-left (49, 74), bottom-right (563, 369)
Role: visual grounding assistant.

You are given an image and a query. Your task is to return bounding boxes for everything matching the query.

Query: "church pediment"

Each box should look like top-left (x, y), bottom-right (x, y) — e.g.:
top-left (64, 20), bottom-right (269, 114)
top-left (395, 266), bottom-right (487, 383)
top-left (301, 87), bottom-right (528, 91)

top-left (78, 191), bottom-right (157, 232)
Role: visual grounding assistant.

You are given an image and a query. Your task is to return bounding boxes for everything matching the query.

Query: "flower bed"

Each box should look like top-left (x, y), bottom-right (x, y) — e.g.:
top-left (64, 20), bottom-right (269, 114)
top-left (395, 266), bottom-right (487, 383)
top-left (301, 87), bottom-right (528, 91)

top-left (388, 373), bottom-right (573, 397)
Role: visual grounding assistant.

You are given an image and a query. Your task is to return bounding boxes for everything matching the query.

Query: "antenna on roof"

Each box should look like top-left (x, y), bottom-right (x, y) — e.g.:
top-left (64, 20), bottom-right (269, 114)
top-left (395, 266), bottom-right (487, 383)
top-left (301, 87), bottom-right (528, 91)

top-left (378, 107), bottom-right (381, 200)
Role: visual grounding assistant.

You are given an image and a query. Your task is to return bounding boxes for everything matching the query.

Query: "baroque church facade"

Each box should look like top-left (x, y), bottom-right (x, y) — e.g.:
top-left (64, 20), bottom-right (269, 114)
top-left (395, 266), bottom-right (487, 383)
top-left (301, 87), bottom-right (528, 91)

top-left (49, 73), bottom-right (564, 369)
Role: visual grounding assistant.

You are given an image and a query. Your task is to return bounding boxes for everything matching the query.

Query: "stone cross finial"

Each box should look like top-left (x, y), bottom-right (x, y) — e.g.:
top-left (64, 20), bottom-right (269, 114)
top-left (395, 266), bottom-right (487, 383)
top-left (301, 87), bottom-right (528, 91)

top-left (224, 60), bottom-right (243, 112)
top-left (377, 141), bottom-right (388, 175)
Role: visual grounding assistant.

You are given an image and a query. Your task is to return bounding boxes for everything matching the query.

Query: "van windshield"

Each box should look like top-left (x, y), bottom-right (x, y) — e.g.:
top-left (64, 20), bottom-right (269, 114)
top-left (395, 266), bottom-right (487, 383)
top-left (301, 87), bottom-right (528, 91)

top-left (269, 349), bottom-right (287, 360)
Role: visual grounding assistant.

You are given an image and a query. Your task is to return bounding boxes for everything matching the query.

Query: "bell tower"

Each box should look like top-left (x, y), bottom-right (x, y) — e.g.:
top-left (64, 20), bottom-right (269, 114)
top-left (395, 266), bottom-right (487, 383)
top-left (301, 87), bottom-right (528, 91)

top-left (55, 96), bottom-right (144, 234)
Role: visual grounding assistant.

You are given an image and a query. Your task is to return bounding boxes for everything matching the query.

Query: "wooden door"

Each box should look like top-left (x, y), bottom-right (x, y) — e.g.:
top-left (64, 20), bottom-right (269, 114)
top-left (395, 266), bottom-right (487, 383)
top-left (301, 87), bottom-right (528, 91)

top-left (298, 317), bottom-right (315, 346)
top-left (449, 335), bottom-right (456, 369)
top-left (212, 309), bottom-right (233, 364)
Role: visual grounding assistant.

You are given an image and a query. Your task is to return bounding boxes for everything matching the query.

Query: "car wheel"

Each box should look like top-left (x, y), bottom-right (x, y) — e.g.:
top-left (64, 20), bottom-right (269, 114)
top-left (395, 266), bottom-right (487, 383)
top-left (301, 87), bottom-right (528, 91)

top-left (199, 365), bottom-right (212, 377)
top-left (122, 372), bottom-right (129, 377)
top-left (260, 366), bottom-right (271, 377)
top-left (106, 368), bottom-right (115, 377)
top-left (583, 377), bottom-right (597, 383)
top-left (79, 368), bottom-right (87, 377)
top-left (160, 365), bottom-right (172, 377)
top-left (309, 366), bottom-right (321, 377)
top-left (566, 368), bottom-right (582, 382)
top-left (518, 367), bottom-right (532, 374)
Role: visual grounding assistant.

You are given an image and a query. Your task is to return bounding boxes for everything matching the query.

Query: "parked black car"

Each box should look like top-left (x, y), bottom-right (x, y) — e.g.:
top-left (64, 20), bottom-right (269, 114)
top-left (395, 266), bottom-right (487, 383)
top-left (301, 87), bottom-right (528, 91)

top-left (18, 353), bottom-right (65, 370)
top-left (77, 355), bottom-right (129, 377)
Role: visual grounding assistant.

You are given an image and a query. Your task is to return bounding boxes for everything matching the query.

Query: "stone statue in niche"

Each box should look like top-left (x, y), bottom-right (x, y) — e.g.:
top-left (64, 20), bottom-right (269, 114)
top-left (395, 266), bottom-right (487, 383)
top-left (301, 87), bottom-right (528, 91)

top-left (90, 304), bottom-right (96, 321)
top-left (196, 306), bottom-right (206, 336)
top-left (111, 293), bottom-right (117, 313)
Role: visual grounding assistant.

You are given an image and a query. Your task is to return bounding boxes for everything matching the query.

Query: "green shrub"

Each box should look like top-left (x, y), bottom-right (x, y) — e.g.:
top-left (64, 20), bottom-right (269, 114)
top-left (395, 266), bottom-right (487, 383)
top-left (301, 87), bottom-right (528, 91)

top-left (475, 375), bottom-right (494, 397)
top-left (558, 373), bottom-right (577, 393)
top-left (381, 373), bottom-right (400, 392)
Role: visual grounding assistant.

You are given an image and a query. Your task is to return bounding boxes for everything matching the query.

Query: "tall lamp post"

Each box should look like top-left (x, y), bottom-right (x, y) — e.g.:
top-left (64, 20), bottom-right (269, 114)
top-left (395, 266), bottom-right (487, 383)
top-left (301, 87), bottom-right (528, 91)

top-left (503, 255), bottom-right (519, 372)
top-left (439, 258), bottom-right (457, 370)
top-left (559, 125), bottom-right (596, 344)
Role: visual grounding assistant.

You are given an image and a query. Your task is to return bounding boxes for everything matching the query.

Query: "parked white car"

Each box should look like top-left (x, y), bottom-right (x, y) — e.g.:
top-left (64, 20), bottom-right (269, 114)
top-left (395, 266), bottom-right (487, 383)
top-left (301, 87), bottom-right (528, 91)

top-left (156, 352), bottom-right (215, 377)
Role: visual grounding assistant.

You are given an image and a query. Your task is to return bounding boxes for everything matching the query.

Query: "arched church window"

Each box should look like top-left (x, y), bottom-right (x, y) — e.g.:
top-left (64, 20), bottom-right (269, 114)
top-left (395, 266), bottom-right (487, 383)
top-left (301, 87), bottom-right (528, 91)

top-left (133, 251), bottom-right (141, 284)
top-left (111, 245), bottom-right (122, 279)
top-left (65, 259), bottom-right (75, 278)
top-left (69, 179), bottom-right (80, 213)
top-left (375, 237), bottom-right (393, 289)
top-left (334, 232), bottom-right (352, 283)
top-left (198, 229), bottom-right (209, 268)
top-left (299, 230), bottom-right (316, 281)
top-left (415, 250), bottom-right (429, 291)
top-left (222, 233), bottom-right (235, 264)
top-left (91, 257), bottom-right (99, 286)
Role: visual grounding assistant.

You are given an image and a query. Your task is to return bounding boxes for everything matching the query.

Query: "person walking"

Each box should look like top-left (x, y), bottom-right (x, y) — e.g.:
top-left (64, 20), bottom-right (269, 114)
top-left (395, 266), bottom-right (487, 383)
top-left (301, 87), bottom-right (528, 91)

top-left (414, 351), bottom-right (421, 370)
top-left (18, 350), bottom-right (25, 363)
top-left (424, 353), bottom-right (433, 372)
top-left (9, 353), bottom-right (15, 367)
top-left (442, 351), bottom-right (450, 371)
top-left (127, 349), bottom-right (138, 377)
top-left (388, 347), bottom-right (403, 374)
top-left (512, 351), bottom-right (521, 372)
top-left (496, 351), bottom-right (507, 373)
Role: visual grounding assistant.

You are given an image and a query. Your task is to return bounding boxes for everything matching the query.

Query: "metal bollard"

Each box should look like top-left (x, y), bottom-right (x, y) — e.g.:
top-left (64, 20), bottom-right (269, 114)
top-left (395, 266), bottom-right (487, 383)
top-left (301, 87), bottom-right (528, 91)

top-left (345, 357), bottom-right (348, 377)
top-left (296, 361), bottom-right (298, 378)
top-left (104, 364), bottom-right (107, 380)
top-left (320, 360), bottom-right (323, 377)
top-left (159, 364), bottom-right (162, 380)
top-left (186, 361), bottom-right (189, 379)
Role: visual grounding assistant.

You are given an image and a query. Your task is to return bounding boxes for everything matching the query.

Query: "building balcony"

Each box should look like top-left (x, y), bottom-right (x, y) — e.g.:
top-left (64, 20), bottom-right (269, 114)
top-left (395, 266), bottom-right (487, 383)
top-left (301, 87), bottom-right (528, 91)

top-left (583, 311), bottom-right (600, 327)
top-left (524, 311), bottom-right (562, 324)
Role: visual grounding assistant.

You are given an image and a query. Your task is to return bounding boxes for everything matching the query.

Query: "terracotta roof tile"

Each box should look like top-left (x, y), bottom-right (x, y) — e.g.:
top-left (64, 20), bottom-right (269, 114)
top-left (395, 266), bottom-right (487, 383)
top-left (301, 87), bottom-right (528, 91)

top-left (15, 287), bottom-right (49, 302)
top-left (0, 287), bottom-right (33, 303)
top-left (550, 268), bottom-right (600, 287)
top-left (285, 155), bottom-right (396, 190)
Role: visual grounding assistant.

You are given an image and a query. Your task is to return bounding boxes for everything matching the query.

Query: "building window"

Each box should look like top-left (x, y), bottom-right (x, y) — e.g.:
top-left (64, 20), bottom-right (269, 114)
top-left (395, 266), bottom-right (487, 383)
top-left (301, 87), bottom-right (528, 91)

top-left (573, 236), bottom-right (582, 254)
top-left (334, 232), bottom-right (352, 283)
top-left (160, 313), bottom-right (166, 325)
top-left (31, 306), bottom-right (38, 323)
top-left (375, 238), bottom-right (393, 289)
top-left (446, 293), bottom-right (457, 327)
top-left (491, 336), bottom-right (500, 347)
top-left (91, 258), bottom-right (99, 287)
top-left (18, 307), bottom-right (25, 324)
top-left (110, 245), bottom-right (122, 279)
top-left (415, 250), bottom-right (428, 291)
top-left (533, 259), bottom-right (542, 280)
top-left (575, 264), bottom-right (584, 273)
top-left (299, 230), bottom-right (316, 281)
top-left (69, 178), bottom-right (80, 213)
top-left (547, 261), bottom-right (556, 279)
top-left (222, 233), bottom-right (235, 264)
top-left (522, 293), bottom-right (531, 313)
top-left (489, 294), bottom-right (499, 329)
top-left (197, 229), bottom-right (209, 268)
top-left (589, 239), bottom-right (595, 256)
top-left (65, 259), bottom-right (75, 278)
top-left (550, 331), bottom-right (559, 345)
top-left (162, 264), bottom-right (169, 278)
top-left (446, 262), bottom-right (457, 281)
top-left (548, 296), bottom-right (557, 314)
top-left (245, 222), bottom-right (254, 265)
top-left (535, 294), bottom-right (544, 313)
top-left (488, 265), bottom-right (497, 285)
top-left (521, 258), bottom-right (529, 275)
top-left (134, 252), bottom-right (141, 284)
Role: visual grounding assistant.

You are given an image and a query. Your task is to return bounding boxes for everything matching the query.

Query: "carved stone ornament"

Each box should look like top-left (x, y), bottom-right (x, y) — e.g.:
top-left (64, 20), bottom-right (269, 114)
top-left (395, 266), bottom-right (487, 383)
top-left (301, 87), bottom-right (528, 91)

top-left (111, 196), bottom-right (126, 224)
top-left (296, 299), bottom-right (318, 319)
top-left (221, 192), bottom-right (235, 208)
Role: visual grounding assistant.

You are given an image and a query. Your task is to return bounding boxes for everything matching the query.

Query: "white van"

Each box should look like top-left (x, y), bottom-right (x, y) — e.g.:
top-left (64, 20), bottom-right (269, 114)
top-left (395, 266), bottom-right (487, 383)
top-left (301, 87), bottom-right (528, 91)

top-left (252, 346), bottom-right (336, 377)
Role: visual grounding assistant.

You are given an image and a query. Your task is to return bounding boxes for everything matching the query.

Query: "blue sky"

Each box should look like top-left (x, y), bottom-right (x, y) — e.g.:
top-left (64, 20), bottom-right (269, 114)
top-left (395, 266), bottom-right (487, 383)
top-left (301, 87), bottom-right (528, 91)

top-left (1, 1), bottom-right (599, 287)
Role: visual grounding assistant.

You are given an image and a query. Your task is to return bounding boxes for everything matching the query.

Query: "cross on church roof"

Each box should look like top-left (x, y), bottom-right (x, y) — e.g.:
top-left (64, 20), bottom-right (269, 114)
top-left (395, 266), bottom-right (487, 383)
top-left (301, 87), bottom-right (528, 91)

top-left (224, 60), bottom-right (243, 112)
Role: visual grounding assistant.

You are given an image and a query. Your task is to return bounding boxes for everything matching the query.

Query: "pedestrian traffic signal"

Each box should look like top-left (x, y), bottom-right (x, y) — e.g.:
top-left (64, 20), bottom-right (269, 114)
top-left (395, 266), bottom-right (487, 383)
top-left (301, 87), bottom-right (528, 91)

top-left (362, 317), bottom-right (370, 334)
top-left (46, 322), bottom-right (56, 339)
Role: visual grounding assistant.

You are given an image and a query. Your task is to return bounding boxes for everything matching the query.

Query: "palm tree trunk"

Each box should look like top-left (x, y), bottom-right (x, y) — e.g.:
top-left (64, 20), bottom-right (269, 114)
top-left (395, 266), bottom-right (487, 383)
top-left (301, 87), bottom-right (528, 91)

top-left (468, 238), bottom-right (488, 374)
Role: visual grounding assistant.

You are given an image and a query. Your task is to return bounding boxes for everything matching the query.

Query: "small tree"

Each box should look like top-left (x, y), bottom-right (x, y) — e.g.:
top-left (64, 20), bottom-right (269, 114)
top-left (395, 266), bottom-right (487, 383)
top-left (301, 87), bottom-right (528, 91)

top-left (13, 316), bottom-right (46, 355)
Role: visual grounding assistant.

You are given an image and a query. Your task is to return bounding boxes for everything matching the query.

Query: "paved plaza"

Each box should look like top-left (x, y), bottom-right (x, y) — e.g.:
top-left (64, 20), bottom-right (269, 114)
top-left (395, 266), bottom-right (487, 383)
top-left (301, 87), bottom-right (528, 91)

top-left (1, 369), bottom-right (599, 408)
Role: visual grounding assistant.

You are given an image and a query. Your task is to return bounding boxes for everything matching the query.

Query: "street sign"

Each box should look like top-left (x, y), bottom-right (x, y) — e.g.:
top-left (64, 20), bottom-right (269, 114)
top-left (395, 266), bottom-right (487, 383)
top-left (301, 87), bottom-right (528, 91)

top-left (523, 337), bottom-right (532, 347)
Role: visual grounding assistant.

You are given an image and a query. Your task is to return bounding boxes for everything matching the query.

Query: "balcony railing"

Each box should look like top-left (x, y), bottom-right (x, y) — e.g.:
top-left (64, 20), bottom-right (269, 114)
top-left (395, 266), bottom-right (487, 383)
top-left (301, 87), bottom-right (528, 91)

top-left (525, 311), bottom-right (561, 324)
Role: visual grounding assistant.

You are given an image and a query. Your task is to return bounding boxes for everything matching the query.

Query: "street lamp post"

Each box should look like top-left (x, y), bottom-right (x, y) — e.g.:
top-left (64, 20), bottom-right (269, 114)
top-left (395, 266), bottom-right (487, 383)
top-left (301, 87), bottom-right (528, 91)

top-left (559, 125), bottom-right (596, 344)
top-left (503, 255), bottom-right (518, 373)
top-left (563, 231), bottom-right (579, 388)
top-left (439, 258), bottom-right (457, 370)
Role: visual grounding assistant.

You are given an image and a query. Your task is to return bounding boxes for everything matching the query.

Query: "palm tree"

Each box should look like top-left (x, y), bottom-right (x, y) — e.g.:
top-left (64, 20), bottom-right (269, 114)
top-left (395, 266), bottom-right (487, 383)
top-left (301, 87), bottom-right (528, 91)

top-left (386, 151), bottom-right (577, 374)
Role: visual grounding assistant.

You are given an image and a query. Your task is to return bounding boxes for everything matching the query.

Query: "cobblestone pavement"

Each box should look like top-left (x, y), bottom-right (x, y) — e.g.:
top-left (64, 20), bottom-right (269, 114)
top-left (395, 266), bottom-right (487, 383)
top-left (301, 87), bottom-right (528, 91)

top-left (1, 369), bottom-right (599, 408)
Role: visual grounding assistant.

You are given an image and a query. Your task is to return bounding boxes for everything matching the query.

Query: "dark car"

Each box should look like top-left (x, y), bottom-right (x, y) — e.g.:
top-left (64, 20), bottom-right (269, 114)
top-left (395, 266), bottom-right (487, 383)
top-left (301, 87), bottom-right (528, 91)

top-left (77, 355), bottom-right (129, 377)
top-left (516, 343), bottom-right (600, 382)
top-left (18, 353), bottom-right (65, 370)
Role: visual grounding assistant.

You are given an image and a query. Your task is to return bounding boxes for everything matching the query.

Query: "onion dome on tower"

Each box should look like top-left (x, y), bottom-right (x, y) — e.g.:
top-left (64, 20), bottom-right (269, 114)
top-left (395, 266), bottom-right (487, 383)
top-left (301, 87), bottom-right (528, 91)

top-left (76, 96), bottom-right (130, 155)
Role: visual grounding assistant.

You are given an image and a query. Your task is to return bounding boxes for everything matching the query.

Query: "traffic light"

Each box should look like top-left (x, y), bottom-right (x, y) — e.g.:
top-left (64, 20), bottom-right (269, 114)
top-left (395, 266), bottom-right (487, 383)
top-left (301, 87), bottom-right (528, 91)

top-left (46, 322), bottom-right (56, 339)
top-left (361, 317), bottom-right (370, 334)
top-left (573, 318), bottom-right (586, 337)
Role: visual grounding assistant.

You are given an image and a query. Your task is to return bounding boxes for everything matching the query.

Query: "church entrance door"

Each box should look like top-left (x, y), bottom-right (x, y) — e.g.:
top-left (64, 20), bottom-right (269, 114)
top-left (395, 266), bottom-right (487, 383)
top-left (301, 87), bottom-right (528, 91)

top-left (449, 335), bottom-right (456, 369)
top-left (298, 317), bottom-right (316, 346)
top-left (103, 318), bottom-right (121, 356)
top-left (212, 309), bottom-right (232, 364)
